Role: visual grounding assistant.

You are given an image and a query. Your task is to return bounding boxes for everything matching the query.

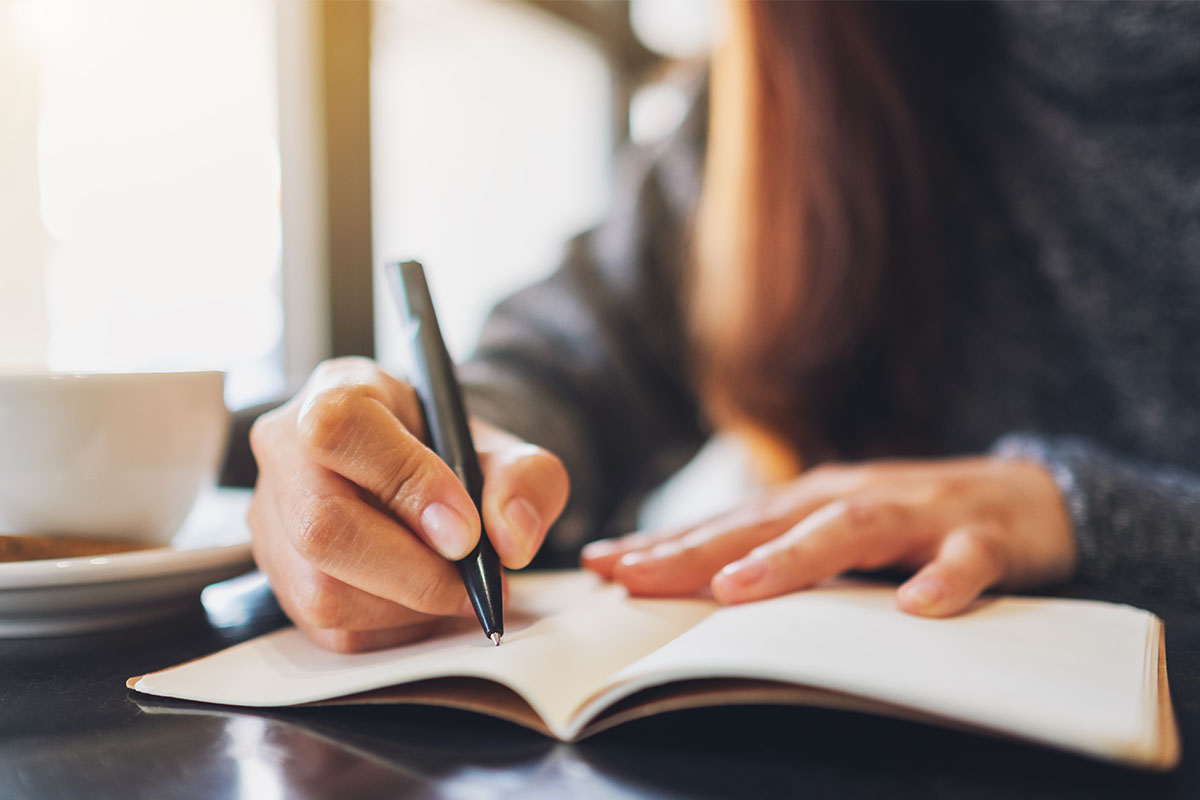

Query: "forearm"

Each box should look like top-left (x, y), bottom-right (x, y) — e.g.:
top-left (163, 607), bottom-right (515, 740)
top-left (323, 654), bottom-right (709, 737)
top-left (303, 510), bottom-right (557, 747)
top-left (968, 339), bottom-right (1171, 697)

top-left (458, 105), bottom-right (711, 557)
top-left (461, 240), bottom-right (706, 559)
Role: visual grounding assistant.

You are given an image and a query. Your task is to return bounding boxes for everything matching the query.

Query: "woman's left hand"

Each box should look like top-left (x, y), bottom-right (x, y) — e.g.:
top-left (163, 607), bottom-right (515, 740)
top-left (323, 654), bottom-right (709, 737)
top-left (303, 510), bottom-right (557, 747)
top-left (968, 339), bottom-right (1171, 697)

top-left (581, 456), bottom-right (1077, 616)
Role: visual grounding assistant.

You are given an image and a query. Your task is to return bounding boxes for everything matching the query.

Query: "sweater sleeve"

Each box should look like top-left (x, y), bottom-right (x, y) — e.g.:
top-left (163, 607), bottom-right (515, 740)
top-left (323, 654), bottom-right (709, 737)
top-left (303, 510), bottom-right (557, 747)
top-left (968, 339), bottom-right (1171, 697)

top-left (992, 432), bottom-right (1200, 609)
top-left (458, 107), bottom-right (710, 565)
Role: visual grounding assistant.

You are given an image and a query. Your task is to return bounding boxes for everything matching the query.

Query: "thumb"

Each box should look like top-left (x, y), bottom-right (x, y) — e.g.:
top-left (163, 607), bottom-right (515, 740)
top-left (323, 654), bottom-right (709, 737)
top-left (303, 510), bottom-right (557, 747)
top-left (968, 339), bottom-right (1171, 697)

top-left (896, 524), bottom-right (1008, 617)
top-left (474, 422), bottom-right (569, 569)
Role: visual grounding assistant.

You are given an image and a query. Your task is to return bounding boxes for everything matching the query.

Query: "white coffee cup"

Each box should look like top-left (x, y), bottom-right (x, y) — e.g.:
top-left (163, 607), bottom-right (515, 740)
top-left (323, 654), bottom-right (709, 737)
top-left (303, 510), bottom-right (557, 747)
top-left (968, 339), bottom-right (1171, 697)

top-left (0, 371), bottom-right (230, 544)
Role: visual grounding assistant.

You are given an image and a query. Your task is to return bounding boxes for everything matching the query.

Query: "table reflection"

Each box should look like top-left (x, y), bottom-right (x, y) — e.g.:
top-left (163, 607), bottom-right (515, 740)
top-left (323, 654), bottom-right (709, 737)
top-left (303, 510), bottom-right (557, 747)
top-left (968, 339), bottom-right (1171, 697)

top-left (134, 698), bottom-right (659, 798)
top-left (4, 569), bottom-right (1194, 800)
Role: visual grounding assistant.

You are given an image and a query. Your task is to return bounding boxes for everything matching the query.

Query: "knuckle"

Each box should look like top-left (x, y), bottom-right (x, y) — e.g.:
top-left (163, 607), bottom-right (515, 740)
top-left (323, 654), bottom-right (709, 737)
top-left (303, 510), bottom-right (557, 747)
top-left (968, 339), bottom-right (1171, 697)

top-left (392, 381), bottom-right (423, 426)
top-left (297, 386), bottom-right (366, 456)
top-left (248, 417), bottom-right (267, 458)
top-left (519, 448), bottom-right (570, 499)
top-left (293, 495), bottom-right (352, 565)
top-left (295, 574), bottom-right (348, 629)
top-left (323, 629), bottom-right (366, 654)
top-left (762, 541), bottom-right (804, 577)
top-left (402, 571), bottom-right (460, 615)
top-left (837, 497), bottom-right (905, 531)
top-left (925, 476), bottom-right (973, 509)
top-left (248, 408), bottom-right (285, 460)
top-left (826, 498), bottom-right (911, 570)
top-left (838, 497), bottom-right (879, 528)
top-left (378, 443), bottom-right (434, 511)
top-left (964, 526), bottom-right (1009, 570)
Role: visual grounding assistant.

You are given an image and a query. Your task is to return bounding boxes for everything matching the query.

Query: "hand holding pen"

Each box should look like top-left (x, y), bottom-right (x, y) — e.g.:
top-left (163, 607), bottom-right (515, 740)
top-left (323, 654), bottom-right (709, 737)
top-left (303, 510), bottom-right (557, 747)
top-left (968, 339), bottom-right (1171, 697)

top-left (243, 270), bottom-right (569, 652)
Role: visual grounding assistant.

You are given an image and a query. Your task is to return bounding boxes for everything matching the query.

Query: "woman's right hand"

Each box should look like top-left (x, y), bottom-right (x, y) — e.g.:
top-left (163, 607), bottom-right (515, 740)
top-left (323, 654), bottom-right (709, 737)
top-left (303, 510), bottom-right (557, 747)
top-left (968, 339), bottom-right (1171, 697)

top-left (248, 357), bottom-right (569, 652)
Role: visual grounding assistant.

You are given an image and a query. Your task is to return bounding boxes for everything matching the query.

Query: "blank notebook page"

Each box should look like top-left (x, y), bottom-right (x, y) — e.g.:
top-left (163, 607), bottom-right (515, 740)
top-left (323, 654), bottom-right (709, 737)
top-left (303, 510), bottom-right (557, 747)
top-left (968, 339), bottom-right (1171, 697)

top-left (593, 583), bottom-right (1159, 761)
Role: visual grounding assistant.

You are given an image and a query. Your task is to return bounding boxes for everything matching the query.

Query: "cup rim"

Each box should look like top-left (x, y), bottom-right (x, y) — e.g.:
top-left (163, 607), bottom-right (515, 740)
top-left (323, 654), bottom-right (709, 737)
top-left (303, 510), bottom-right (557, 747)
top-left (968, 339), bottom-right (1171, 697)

top-left (0, 370), bottom-right (225, 384)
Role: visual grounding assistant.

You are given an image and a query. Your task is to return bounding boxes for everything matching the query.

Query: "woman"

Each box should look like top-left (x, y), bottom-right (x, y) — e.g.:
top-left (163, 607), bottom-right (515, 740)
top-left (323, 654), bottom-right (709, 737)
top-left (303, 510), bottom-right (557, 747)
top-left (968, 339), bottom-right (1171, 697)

top-left (247, 1), bottom-right (1200, 652)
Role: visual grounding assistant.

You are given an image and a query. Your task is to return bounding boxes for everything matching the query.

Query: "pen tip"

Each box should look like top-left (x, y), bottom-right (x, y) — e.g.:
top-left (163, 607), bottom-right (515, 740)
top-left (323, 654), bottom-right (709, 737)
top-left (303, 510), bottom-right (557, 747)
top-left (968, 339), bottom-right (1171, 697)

top-left (490, 632), bottom-right (502, 647)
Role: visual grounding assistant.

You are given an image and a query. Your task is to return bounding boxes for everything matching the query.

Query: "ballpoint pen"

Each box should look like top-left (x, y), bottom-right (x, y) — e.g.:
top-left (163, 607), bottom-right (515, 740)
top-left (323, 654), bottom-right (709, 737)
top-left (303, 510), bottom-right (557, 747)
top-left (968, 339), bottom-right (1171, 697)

top-left (386, 260), bottom-right (504, 645)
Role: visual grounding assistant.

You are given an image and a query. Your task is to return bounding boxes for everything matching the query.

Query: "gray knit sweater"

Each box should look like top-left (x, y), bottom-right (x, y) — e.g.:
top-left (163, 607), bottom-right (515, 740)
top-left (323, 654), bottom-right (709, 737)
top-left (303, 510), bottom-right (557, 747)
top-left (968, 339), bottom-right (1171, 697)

top-left (461, 2), bottom-right (1200, 609)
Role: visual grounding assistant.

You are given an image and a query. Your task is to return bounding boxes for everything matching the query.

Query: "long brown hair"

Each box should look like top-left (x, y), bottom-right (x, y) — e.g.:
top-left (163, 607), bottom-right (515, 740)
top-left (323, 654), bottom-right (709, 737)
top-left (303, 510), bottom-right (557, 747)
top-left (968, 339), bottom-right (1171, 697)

top-left (692, 1), bottom-right (979, 479)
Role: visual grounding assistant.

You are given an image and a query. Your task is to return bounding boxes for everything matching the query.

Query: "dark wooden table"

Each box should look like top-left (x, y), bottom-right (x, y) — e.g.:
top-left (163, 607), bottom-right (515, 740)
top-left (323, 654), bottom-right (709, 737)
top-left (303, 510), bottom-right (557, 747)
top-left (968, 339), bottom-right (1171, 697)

top-left (2, 572), bottom-right (1197, 799)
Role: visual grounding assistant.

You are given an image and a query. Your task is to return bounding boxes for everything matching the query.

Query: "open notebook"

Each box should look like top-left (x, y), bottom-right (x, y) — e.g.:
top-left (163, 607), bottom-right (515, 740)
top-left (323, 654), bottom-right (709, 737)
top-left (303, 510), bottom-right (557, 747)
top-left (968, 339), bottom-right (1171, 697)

top-left (129, 571), bottom-right (1179, 770)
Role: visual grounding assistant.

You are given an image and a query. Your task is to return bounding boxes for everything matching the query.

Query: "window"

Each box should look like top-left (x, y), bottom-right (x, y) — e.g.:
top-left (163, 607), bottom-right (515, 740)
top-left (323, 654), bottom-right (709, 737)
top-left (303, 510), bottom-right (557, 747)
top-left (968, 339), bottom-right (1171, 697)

top-left (371, 0), bottom-right (614, 369)
top-left (1, 0), bottom-right (283, 407)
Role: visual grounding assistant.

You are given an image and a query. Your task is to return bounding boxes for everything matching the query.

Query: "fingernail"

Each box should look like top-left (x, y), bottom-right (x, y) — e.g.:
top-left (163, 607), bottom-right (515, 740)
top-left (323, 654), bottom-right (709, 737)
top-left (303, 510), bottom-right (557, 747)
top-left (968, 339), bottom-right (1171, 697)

top-left (902, 580), bottom-right (943, 610)
top-left (619, 551), bottom-right (651, 568)
top-left (581, 539), bottom-right (618, 560)
top-left (504, 497), bottom-right (542, 540)
top-left (421, 502), bottom-right (475, 559)
top-left (720, 558), bottom-right (767, 587)
top-left (648, 541), bottom-right (682, 560)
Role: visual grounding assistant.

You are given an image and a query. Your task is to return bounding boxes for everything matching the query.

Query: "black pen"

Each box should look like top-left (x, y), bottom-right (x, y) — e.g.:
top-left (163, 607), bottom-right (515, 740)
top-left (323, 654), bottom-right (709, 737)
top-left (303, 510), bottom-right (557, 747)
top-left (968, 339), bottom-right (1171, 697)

top-left (386, 260), bottom-right (504, 645)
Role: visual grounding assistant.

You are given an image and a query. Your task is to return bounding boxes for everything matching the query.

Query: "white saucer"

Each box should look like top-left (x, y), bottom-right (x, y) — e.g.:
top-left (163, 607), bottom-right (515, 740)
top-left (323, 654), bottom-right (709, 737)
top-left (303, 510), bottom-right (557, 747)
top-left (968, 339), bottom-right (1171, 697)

top-left (0, 487), bottom-right (256, 637)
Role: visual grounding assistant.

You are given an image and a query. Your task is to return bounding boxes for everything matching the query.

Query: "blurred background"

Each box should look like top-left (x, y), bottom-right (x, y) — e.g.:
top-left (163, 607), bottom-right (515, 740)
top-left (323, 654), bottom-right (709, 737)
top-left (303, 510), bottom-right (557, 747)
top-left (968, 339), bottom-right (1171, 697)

top-left (0, 0), bottom-right (719, 409)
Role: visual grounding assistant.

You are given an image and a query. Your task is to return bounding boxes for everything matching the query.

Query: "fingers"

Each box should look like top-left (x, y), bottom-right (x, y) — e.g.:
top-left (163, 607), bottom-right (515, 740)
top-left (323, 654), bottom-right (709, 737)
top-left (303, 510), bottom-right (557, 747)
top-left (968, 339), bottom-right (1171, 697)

top-left (577, 456), bottom-right (1048, 616)
top-left (249, 473), bottom-right (462, 653)
top-left (607, 512), bottom-right (798, 597)
top-left (250, 483), bottom-right (468, 632)
top-left (580, 527), bottom-right (688, 579)
top-left (580, 496), bottom-right (809, 581)
top-left (896, 525), bottom-right (1008, 617)
top-left (295, 360), bottom-right (481, 560)
top-left (475, 423), bottom-right (569, 569)
top-left (272, 452), bottom-right (470, 616)
top-left (582, 484), bottom-right (834, 582)
top-left (710, 499), bottom-right (926, 604)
